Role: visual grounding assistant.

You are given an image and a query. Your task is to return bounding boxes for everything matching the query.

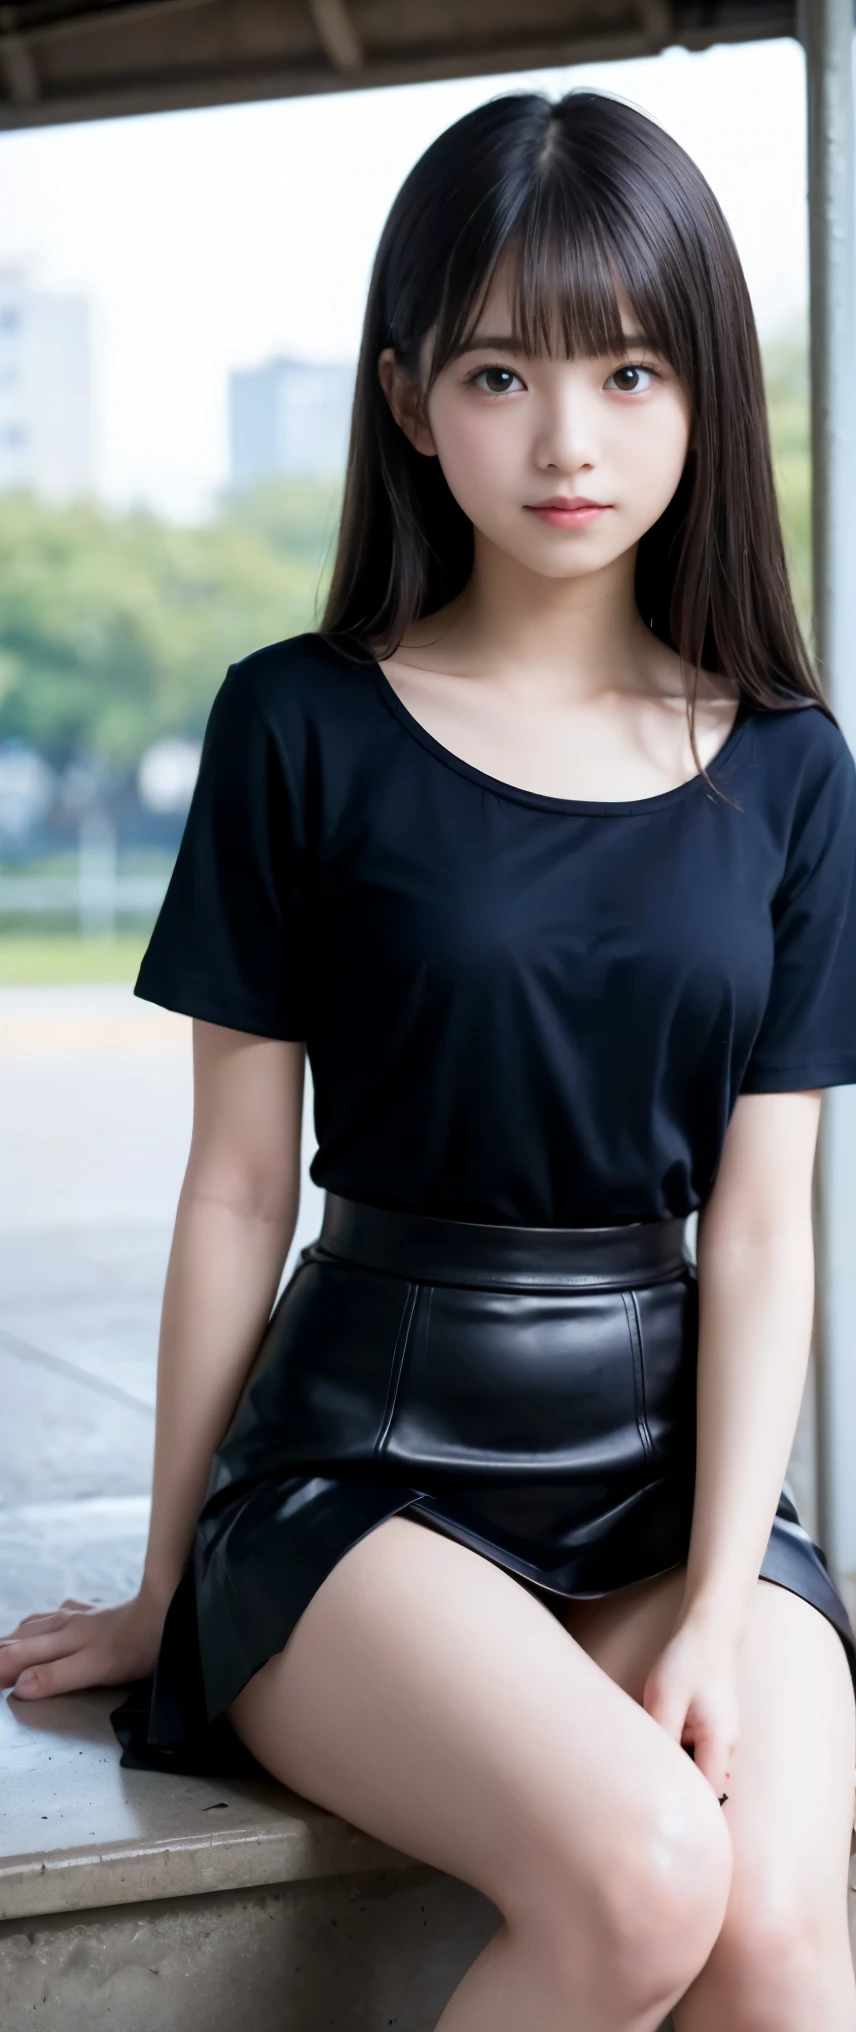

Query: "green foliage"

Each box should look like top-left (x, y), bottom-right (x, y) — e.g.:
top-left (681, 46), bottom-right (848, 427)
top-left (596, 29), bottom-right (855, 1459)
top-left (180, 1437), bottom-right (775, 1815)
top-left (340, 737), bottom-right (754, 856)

top-left (0, 336), bottom-right (813, 769)
top-left (759, 319), bottom-right (812, 638)
top-left (215, 475), bottom-right (343, 565)
top-left (0, 479), bottom-right (343, 768)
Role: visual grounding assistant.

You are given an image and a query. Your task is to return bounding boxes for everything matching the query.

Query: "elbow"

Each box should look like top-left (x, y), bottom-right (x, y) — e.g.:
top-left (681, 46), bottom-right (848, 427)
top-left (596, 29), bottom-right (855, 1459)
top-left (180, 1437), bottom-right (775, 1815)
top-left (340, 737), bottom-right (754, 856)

top-left (696, 1201), bottom-right (815, 1270)
top-left (181, 1157), bottom-right (301, 1231)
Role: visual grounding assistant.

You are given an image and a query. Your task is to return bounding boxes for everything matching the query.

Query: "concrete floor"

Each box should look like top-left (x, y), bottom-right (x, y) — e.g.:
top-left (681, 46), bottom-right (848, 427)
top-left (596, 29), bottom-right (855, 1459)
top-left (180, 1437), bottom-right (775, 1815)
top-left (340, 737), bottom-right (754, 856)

top-left (0, 983), bottom-right (325, 1636)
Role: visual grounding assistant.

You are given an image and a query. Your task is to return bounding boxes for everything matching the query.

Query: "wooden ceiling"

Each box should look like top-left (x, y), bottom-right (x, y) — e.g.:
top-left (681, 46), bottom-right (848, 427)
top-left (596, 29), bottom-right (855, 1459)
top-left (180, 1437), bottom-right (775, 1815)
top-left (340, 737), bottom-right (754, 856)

top-left (0, 1), bottom-right (797, 130)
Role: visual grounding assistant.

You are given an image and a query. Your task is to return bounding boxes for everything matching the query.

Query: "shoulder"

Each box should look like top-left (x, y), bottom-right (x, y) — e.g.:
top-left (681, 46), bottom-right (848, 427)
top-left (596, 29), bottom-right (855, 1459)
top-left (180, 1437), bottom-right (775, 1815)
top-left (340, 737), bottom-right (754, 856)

top-left (208, 634), bottom-right (384, 828)
top-left (746, 697), bottom-right (856, 804)
top-left (224, 630), bottom-right (375, 733)
top-left (740, 702), bottom-right (856, 887)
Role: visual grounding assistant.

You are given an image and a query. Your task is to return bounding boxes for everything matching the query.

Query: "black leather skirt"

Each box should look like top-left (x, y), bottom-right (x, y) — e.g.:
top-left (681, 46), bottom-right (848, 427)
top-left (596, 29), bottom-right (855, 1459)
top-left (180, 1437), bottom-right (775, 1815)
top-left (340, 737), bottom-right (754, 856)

top-left (111, 1195), bottom-right (856, 1778)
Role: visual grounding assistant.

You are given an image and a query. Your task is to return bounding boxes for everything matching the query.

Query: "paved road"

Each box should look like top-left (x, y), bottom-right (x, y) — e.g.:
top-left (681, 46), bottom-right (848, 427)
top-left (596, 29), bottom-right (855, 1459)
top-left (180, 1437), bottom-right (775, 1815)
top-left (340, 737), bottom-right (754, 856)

top-left (0, 983), bottom-right (324, 1633)
top-left (0, 981), bottom-right (818, 1637)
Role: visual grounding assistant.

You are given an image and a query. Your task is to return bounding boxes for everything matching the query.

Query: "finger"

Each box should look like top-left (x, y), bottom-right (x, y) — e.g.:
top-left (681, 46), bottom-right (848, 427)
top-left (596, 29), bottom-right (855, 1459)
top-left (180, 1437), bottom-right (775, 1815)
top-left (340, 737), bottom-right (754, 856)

top-left (5, 1593), bottom-right (96, 1625)
top-left (689, 1727), bottom-right (730, 1798)
top-left (11, 1648), bottom-right (108, 1700)
top-left (0, 1613), bottom-right (69, 1638)
top-left (0, 1611), bottom-right (75, 1642)
top-left (0, 1598), bottom-right (102, 1643)
top-left (0, 1599), bottom-right (99, 1641)
top-left (0, 1617), bottom-right (71, 1666)
top-left (642, 1676), bottom-right (688, 1743)
top-left (0, 1624), bottom-right (89, 1686)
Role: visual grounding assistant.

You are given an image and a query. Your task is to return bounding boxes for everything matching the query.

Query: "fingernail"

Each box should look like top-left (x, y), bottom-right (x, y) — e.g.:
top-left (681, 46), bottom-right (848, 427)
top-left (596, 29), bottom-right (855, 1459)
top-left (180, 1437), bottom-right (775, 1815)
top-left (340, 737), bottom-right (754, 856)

top-left (15, 1672), bottom-right (35, 1691)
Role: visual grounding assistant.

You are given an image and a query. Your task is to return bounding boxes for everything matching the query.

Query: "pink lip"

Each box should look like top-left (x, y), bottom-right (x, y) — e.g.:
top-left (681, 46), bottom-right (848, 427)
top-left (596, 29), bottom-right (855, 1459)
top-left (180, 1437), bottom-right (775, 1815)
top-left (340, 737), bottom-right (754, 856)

top-left (526, 500), bottom-right (610, 525)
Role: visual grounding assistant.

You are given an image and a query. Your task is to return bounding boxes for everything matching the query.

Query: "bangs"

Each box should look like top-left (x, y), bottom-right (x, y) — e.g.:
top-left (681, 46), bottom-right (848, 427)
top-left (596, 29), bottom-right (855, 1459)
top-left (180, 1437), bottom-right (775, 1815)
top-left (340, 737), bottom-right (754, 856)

top-left (324, 86), bottom-right (824, 732)
top-left (426, 164), bottom-right (684, 385)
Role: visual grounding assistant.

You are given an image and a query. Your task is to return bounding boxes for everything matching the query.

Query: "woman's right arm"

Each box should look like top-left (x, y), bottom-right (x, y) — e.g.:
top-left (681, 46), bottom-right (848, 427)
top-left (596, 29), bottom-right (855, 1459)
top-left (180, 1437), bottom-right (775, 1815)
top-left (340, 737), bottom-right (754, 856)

top-left (0, 1018), bottom-right (306, 1700)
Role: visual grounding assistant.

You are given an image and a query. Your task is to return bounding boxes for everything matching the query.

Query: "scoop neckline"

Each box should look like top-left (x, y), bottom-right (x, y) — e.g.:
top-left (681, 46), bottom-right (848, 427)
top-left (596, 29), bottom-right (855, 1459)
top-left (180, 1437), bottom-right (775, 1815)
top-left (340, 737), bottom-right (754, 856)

top-left (367, 657), bottom-right (751, 815)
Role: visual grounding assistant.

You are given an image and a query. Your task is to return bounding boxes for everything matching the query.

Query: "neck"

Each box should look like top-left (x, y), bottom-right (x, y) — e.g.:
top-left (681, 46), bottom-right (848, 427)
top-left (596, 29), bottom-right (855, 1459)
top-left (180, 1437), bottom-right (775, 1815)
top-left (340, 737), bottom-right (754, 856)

top-left (427, 533), bottom-right (657, 702)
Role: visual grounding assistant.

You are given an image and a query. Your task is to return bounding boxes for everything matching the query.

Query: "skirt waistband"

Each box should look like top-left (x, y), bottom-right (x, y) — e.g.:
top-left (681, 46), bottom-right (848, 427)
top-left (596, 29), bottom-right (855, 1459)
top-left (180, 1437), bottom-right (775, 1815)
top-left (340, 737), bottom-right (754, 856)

top-left (314, 1193), bottom-right (690, 1291)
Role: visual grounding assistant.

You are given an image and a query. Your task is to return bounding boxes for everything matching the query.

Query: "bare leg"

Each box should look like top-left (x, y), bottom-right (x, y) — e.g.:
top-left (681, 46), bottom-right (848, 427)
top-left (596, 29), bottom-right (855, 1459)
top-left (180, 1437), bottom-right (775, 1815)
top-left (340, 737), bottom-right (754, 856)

top-left (226, 1514), bottom-right (732, 2031)
top-left (563, 1566), bottom-right (856, 2031)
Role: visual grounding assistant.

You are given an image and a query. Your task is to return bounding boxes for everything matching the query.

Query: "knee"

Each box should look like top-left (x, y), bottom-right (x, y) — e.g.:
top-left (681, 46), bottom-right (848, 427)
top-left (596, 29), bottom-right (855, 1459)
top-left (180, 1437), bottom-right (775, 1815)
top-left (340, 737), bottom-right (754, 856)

top-left (525, 1773), bottom-right (733, 2015)
top-left (598, 1780), bottom-right (733, 2009)
top-left (696, 1872), bottom-right (850, 2028)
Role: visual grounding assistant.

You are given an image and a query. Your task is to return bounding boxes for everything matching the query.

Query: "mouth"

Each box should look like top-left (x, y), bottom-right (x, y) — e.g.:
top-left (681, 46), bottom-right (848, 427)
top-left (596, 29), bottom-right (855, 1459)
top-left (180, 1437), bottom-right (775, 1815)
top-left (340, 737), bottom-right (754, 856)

top-left (524, 498), bottom-right (611, 525)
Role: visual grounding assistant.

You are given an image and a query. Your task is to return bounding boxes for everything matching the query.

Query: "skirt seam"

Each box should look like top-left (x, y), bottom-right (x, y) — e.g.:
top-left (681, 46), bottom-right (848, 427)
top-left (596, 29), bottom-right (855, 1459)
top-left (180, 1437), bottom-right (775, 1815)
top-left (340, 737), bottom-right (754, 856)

top-left (375, 1281), bottom-right (419, 1455)
top-left (622, 1287), bottom-right (656, 1469)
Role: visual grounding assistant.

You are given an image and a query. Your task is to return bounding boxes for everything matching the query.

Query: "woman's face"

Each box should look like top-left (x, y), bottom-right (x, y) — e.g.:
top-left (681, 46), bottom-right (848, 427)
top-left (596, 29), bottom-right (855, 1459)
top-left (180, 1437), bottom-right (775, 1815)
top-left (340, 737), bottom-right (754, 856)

top-left (380, 262), bottom-right (693, 582)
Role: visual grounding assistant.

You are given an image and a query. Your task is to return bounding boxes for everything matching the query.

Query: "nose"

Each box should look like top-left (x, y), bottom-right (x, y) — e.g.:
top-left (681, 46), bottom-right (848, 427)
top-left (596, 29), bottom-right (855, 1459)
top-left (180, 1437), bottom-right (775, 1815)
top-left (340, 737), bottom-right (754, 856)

top-left (532, 382), bottom-right (601, 475)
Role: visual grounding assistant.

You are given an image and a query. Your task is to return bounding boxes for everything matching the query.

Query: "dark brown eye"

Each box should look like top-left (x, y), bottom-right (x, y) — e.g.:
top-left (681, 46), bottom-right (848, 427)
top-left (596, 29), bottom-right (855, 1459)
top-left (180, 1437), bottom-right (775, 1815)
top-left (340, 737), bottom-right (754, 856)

top-left (471, 366), bottom-right (523, 396)
top-left (607, 363), bottom-right (658, 394)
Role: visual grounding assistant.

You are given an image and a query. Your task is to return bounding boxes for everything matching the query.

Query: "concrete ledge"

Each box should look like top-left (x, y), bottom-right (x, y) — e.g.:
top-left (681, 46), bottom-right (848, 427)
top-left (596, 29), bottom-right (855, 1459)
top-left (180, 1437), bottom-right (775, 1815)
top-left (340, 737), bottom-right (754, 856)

top-left (0, 1869), bottom-right (501, 2032)
top-left (0, 1683), bottom-right (421, 1922)
top-left (0, 1682), bottom-right (509, 2031)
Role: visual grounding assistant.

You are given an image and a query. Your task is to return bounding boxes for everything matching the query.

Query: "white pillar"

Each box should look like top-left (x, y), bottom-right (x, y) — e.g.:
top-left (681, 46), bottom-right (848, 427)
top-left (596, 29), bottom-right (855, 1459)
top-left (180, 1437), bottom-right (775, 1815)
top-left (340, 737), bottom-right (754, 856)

top-left (796, 0), bottom-right (856, 1599)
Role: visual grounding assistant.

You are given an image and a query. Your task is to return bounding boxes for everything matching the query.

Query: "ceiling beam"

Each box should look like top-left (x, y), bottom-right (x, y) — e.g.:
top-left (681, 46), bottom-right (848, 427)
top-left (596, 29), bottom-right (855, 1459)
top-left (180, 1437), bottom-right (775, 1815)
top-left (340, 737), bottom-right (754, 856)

top-left (0, 6), bottom-right (41, 102)
top-left (0, 4), bottom-right (799, 133)
top-left (14, 0), bottom-right (218, 50)
top-left (635, 0), bottom-right (674, 51)
top-left (308, 0), bottom-right (364, 71)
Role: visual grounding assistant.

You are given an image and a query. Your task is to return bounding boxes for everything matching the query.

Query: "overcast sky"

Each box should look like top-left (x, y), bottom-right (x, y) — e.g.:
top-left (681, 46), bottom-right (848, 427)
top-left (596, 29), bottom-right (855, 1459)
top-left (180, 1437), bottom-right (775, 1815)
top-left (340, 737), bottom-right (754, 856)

top-left (0, 35), bottom-right (809, 523)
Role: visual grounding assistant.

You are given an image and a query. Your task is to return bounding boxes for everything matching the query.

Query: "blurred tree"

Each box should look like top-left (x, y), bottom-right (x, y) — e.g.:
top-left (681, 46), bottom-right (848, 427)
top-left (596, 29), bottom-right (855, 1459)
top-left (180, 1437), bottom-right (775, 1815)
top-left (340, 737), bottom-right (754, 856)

top-left (0, 480), bottom-right (343, 768)
top-left (760, 317), bottom-right (812, 641)
top-left (215, 475), bottom-right (343, 566)
top-left (0, 333), bottom-right (812, 770)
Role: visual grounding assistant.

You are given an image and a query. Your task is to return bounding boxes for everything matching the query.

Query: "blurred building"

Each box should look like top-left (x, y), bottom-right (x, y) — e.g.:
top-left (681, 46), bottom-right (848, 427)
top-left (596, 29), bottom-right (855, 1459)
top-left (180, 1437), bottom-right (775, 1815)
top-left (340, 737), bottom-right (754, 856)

top-left (228, 355), bottom-right (354, 486)
top-left (0, 267), bottom-right (92, 503)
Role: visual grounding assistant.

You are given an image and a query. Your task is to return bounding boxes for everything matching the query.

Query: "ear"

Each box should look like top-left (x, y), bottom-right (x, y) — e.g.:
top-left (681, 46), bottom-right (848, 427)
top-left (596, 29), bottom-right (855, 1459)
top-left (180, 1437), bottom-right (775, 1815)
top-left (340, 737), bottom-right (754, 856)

top-left (377, 348), bottom-right (437, 458)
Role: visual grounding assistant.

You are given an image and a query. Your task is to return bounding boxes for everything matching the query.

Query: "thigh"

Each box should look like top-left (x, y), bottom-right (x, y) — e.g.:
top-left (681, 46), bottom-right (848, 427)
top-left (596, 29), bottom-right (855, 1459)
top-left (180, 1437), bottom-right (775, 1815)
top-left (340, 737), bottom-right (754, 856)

top-left (708, 1576), bottom-right (855, 1895)
top-left (672, 1578), bottom-right (856, 2029)
top-left (225, 1513), bottom-right (728, 1929)
top-left (563, 1567), bottom-right (856, 1989)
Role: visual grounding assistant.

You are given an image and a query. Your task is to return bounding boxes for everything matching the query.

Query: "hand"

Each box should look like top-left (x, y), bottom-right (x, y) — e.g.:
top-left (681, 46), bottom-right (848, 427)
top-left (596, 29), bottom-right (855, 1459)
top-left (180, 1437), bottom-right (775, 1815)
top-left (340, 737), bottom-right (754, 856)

top-left (0, 1587), bottom-right (167, 1700)
top-left (642, 1617), bottom-right (740, 1800)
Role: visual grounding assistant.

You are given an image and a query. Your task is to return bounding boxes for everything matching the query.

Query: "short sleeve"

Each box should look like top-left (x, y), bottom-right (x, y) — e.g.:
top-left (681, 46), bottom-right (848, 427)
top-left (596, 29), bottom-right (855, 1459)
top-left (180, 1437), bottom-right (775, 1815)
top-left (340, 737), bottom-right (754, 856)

top-left (134, 663), bottom-right (309, 1040)
top-left (740, 727), bottom-right (856, 1092)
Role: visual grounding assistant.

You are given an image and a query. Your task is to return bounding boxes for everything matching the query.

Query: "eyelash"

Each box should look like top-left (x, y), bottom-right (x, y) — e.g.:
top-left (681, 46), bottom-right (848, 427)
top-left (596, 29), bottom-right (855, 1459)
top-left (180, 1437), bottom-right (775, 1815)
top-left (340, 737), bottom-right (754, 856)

top-left (467, 360), bottom-right (661, 396)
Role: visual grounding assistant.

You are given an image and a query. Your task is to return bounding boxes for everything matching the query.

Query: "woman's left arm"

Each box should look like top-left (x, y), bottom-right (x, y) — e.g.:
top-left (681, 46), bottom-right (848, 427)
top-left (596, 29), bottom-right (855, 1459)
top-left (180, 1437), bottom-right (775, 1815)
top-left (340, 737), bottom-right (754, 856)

top-left (643, 1086), bottom-right (822, 1795)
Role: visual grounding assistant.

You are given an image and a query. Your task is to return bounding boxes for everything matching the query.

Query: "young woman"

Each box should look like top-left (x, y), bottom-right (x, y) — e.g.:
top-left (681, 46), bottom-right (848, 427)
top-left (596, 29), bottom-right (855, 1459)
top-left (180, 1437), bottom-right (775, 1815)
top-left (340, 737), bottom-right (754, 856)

top-left (4, 85), bottom-right (856, 2031)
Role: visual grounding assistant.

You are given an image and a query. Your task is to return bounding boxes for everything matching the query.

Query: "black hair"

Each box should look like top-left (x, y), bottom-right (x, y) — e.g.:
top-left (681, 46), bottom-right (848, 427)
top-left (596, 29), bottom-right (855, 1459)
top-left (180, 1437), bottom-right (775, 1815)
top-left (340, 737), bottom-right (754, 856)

top-left (319, 87), bottom-right (832, 794)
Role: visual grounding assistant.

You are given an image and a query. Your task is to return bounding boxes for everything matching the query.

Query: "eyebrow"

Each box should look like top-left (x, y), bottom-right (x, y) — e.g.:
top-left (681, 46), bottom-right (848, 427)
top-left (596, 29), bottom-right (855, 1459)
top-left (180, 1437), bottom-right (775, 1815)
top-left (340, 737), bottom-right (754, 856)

top-left (451, 330), bottom-right (654, 359)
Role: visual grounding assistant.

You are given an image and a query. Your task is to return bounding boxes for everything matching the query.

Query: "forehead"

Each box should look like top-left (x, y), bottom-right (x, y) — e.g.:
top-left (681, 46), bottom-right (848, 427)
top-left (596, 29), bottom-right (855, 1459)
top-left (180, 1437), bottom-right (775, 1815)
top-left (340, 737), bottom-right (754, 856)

top-left (445, 258), bottom-right (643, 360)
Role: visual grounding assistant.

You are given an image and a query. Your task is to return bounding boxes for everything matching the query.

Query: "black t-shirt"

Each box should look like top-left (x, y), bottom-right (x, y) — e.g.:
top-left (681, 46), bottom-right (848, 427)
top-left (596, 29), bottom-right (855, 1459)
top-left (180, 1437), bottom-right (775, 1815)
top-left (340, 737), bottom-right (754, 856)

top-left (134, 631), bottom-right (856, 1225)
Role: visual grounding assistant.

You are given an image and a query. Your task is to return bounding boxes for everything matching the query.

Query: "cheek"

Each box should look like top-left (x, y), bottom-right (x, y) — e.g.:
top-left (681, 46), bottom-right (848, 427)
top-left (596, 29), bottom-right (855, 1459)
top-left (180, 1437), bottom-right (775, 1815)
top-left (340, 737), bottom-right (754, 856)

top-left (439, 414), bottom-right (516, 502)
top-left (429, 394), bottom-right (523, 512)
top-left (620, 413), bottom-right (689, 509)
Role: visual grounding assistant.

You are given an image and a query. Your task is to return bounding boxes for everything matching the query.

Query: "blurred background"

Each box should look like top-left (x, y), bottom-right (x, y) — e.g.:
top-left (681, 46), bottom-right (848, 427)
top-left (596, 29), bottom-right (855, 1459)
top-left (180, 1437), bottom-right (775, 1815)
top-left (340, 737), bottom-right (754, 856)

top-left (0, 27), bottom-right (824, 1622)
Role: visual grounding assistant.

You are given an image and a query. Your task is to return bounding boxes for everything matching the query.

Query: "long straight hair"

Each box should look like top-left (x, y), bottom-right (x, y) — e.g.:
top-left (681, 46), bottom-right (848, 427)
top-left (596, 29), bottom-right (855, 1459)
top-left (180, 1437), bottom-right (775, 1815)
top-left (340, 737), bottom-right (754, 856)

top-left (318, 87), bottom-right (833, 795)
